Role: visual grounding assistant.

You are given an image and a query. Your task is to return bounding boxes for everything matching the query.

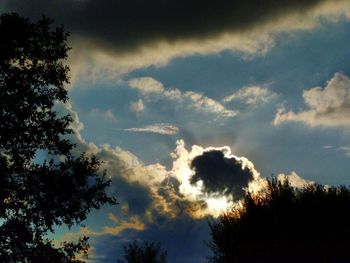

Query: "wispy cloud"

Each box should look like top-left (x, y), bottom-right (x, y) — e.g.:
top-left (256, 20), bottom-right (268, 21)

top-left (339, 146), bottom-right (350, 157)
top-left (121, 123), bottom-right (179, 135)
top-left (323, 145), bottom-right (333, 149)
top-left (223, 86), bottom-right (276, 105)
top-left (128, 77), bottom-right (238, 118)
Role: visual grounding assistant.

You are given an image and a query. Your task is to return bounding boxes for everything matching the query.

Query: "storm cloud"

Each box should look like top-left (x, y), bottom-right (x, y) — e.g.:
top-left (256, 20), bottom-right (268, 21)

top-left (4, 0), bottom-right (349, 82)
top-left (190, 150), bottom-right (254, 198)
top-left (4, 0), bottom-right (348, 53)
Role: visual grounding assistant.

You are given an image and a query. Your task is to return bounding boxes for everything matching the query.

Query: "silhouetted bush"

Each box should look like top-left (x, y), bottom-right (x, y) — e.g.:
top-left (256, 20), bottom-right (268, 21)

top-left (118, 240), bottom-right (168, 263)
top-left (208, 178), bottom-right (350, 263)
top-left (0, 13), bottom-right (116, 262)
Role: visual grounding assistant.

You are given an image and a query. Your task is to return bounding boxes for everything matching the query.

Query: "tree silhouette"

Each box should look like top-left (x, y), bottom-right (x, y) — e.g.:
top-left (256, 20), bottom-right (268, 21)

top-left (0, 13), bottom-right (116, 262)
top-left (208, 178), bottom-right (350, 263)
top-left (118, 241), bottom-right (168, 263)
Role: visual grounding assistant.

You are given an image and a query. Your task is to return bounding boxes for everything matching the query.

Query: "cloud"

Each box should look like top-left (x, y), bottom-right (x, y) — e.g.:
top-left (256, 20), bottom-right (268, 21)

top-left (129, 99), bottom-right (145, 114)
top-left (5, 0), bottom-right (350, 81)
top-left (129, 77), bottom-right (238, 118)
top-left (92, 216), bottom-right (211, 263)
top-left (274, 73), bottom-right (350, 127)
top-left (223, 86), bottom-right (276, 105)
top-left (129, 78), bottom-right (165, 94)
top-left (323, 145), bottom-right (334, 149)
top-left (60, 215), bottom-right (145, 241)
top-left (6, 0), bottom-right (350, 54)
top-left (277, 171), bottom-right (314, 188)
top-left (89, 108), bottom-right (118, 122)
top-left (190, 150), bottom-right (254, 198)
top-left (102, 216), bottom-right (145, 235)
top-left (121, 123), bottom-right (179, 135)
top-left (58, 101), bottom-right (260, 218)
top-left (339, 146), bottom-right (350, 157)
top-left (169, 140), bottom-right (263, 217)
top-left (55, 102), bottom-right (315, 262)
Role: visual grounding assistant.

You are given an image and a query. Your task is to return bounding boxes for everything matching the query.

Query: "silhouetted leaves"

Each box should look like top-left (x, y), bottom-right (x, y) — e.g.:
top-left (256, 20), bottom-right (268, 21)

top-left (208, 178), bottom-right (350, 263)
top-left (119, 241), bottom-right (168, 263)
top-left (0, 13), bottom-right (116, 262)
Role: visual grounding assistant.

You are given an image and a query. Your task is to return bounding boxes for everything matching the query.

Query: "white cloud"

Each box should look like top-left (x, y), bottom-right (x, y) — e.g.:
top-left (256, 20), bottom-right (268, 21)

top-left (274, 73), bottom-right (350, 127)
top-left (89, 108), bottom-right (118, 122)
top-left (121, 123), bottom-right (179, 135)
top-left (129, 99), bottom-right (145, 114)
top-left (277, 171), bottom-right (314, 188)
top-left (129, 77), bottom-right (165, 94)
top-left (323, 145), bottom-right (334, 149)
top-left (339, 146), bottom-right (350, 157)
top-left (223, 86), bottom-right (276, 105)
top-left (128, 77), bottom-right (238, 118)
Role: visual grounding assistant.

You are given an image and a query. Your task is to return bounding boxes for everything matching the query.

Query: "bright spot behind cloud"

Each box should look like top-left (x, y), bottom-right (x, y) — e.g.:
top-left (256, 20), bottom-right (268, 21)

top-left (169, 140), bottom-right (261, 217)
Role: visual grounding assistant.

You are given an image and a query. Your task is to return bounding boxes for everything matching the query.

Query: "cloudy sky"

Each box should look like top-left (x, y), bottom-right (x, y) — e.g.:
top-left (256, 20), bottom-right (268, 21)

top-left (3, 0), bottom-right (350, 262)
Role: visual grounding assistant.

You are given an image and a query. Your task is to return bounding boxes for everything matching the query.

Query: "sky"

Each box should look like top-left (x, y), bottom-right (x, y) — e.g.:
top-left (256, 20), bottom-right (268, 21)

top-left (3, 0), bottom-right (350, 262)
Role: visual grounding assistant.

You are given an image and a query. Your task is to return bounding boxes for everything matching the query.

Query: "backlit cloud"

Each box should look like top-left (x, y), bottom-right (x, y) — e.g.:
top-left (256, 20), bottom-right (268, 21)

top-left (54, 102), bottom-right (314, 261)
top-left (190, 150), bottom-right (254, 198)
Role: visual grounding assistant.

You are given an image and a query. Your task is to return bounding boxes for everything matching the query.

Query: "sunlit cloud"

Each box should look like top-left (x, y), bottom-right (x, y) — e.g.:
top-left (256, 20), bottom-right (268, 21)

top-left (274, 73), bottom-right (350, 127)
top-left (58, 102), bottom-right (313, 221)
top-left (223, 86), bottom-right (276, 105)
top-left (120, 123), bottom-right (179, 135)
top-left (277, 171), bottom-right (314, 188)
top-left (128, 77), bottom-right (238, 118)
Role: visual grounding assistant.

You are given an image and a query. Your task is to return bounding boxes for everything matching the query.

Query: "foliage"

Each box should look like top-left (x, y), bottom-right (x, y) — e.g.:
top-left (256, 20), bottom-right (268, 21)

top-left (0, 13), bottom-right (117, 262)
top-left (208, 178), bottom-right (350, 263)
top-left (119, 241), bottom-right (168, 263)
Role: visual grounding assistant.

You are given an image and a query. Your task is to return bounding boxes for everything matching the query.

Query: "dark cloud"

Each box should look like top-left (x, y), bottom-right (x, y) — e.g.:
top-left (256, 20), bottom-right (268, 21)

top-left (5, 0), bottom-right (328, 53)
top-left (190, 150), bottom-right (253, 197)
top-left (92, 216), bottom-right (210, 263)
top-left (110, 178), bottom-right (153, 217)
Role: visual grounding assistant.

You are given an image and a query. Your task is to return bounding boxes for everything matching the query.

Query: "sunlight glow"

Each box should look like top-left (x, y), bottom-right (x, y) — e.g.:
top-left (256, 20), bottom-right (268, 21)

top-left (170, 139), bottom-right (261, 217)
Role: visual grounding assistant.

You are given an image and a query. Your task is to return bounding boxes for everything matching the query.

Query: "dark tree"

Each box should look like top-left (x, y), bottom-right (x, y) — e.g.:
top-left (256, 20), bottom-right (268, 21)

top-left (208, 178), bottom-right (350, 263)
top-left (0, 13), bottom-right (116, 262)
top-left (119, 241), bottom-right (168, 263)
